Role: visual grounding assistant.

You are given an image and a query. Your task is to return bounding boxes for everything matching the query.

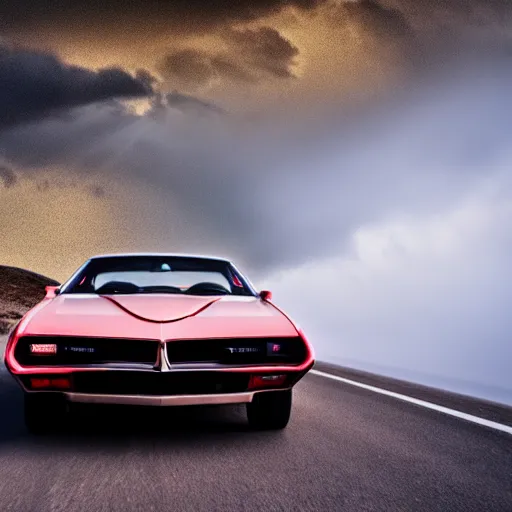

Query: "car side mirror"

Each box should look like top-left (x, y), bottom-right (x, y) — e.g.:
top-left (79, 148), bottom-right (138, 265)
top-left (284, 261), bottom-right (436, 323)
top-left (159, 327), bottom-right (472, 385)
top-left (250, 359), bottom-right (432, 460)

top-left (45, 285), bottom-right (60, 298)
top-left (259, 290), bottom-right (272, 301)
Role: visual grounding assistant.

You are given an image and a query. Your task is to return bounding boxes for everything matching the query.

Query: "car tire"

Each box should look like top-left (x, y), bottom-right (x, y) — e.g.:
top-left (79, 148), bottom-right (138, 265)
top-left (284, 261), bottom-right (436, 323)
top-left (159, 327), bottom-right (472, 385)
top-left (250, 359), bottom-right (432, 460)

top-left (24, 393), bottom-right (68, 435)
top-left (246, 389), bottom-right (292, 430)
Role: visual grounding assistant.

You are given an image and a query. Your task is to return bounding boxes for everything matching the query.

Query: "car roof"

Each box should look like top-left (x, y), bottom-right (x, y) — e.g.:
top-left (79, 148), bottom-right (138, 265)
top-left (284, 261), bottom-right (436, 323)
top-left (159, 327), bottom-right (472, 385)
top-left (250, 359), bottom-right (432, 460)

top-left (88, 252), bottom-right (232, 263)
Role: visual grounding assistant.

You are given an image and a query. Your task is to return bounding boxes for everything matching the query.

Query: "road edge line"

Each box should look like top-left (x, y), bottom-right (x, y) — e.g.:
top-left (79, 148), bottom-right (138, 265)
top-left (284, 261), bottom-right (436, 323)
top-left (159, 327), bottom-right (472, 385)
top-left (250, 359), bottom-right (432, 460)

top-left (310, 369), bottom-right (512, 435)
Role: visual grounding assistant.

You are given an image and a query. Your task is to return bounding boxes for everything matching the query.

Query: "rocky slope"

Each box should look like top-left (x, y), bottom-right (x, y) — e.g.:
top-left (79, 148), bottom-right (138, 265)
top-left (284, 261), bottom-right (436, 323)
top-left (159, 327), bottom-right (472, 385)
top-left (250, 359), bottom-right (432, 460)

top-left (0, 266), bottom-right (59, 334)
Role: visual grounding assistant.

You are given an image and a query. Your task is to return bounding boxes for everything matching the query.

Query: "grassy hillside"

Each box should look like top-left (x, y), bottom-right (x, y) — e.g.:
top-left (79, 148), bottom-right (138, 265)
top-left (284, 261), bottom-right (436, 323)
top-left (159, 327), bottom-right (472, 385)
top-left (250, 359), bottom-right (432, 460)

top-left (0, 266), bottom-right (59, 334)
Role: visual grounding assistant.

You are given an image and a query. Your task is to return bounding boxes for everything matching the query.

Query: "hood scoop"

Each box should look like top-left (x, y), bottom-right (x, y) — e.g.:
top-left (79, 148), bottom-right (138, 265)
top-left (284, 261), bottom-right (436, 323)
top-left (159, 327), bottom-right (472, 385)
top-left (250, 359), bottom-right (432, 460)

top-left (100, 295), bottom-right (220, 323)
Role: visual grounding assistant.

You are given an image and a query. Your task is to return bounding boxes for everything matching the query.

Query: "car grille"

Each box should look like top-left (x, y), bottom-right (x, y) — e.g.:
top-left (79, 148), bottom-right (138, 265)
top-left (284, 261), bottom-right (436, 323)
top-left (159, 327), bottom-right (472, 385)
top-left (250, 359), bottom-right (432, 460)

top-left (14, 336), bottom-right (159, 367)
top-left (166, 336), bottom-right (307, 366)
top-left (71, 371), bottom-right (250, 395)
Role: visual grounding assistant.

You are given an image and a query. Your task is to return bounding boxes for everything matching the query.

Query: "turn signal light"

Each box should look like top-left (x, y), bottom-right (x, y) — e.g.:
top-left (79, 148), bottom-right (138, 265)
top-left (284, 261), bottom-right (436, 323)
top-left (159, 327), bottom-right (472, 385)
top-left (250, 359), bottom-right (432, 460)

top-left (30, 377), bottom-right (71, 390)
top-left (248, 374), bottom-right (287, 390)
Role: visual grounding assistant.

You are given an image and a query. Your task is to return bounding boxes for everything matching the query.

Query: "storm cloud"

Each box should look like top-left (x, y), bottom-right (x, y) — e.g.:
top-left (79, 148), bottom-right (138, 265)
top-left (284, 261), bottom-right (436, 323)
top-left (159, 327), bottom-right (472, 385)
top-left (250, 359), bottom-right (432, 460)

top-left (222, 27), bottom-right (300, 79)
top-left (333, 0), bottom-right (413, 39)
top-left (0, 0), bottom-right (328, 37)
top-left (2, 49), bottom-right (512, 275)
top-left (159, 50), bottom-right (258, 90)
top-left (159, 27), bottom-right (298, 91)
top-left (0, 45), bottom-right (153, 128)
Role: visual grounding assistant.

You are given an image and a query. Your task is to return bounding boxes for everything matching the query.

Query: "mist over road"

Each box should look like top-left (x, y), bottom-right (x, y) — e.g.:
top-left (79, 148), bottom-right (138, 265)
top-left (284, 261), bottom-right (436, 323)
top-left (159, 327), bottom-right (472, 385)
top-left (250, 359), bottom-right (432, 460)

top-left (0, 336), bottom-right (511, 511)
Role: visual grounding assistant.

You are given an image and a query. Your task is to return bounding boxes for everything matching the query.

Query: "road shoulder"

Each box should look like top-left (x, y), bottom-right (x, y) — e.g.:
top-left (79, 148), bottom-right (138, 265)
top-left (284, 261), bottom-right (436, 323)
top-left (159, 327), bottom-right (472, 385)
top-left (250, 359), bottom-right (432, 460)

top-left (313, 361), bottom-right (512, 428)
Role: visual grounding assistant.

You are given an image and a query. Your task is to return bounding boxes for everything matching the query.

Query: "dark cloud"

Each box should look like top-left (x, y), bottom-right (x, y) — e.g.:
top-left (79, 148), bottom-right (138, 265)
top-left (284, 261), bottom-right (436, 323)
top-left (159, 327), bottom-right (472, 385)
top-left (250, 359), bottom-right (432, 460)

top-left (337, 0), bottom-right (512, 66)
top-left (0, 0), bottom-right (327, 38)
top-left (158, 27), bottom-right (296, 91)
top-left (224, 27), bottom-right (300, 79)
top-left (333, 0), bottom-right (512, 40)
top-left (0, 165), bottom-right (17, 188)
top-left (384, 0), bottom-right (512, 32)
top-left (325, 0), bottom-right (512, 76)
top-left (0, 45), bottom-right (153, 129)
top-left (135, 69), bottom-right (159, 89)
top-left (327, 0), bottom-right (420, 70)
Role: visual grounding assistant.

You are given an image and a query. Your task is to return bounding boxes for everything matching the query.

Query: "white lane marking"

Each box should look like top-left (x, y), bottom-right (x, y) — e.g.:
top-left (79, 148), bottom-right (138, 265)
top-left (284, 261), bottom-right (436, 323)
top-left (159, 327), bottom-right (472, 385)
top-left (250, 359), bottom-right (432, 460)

top-left (310, 369), bottom-right (512, 436)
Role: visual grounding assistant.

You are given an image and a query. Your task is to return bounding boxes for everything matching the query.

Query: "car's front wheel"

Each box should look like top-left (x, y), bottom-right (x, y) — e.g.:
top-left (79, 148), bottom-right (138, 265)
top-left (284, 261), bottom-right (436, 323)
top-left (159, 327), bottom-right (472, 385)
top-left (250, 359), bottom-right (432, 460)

top-left (24, 393), bottom-right (68, 435)
top-left (246, 389), bottom-right (292, 430)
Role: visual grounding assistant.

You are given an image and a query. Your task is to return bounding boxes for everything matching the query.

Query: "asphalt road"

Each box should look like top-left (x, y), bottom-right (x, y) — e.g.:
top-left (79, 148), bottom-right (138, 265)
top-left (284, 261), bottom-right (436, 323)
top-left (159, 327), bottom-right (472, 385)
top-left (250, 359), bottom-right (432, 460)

top-left (0, 336), bottom-right (511, 512)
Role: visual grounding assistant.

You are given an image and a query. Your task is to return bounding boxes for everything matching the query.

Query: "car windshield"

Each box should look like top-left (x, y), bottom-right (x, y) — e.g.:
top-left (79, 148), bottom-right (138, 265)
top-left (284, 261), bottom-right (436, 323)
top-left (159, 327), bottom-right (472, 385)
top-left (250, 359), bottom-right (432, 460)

top-left (61, 256), bottom-right (256, 297)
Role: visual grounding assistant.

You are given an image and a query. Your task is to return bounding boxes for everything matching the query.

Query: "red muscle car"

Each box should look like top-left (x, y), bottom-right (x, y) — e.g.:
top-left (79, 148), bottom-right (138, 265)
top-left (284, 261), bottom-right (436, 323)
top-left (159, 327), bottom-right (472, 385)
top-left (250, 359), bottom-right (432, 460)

top-left (4, 254), bottom-right (314, 433)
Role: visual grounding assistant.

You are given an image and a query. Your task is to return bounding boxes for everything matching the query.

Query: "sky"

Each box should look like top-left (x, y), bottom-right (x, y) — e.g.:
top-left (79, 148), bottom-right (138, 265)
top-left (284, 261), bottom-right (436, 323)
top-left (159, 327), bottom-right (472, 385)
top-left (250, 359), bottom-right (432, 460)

top-left (1, 0), bottom-right (512, 403)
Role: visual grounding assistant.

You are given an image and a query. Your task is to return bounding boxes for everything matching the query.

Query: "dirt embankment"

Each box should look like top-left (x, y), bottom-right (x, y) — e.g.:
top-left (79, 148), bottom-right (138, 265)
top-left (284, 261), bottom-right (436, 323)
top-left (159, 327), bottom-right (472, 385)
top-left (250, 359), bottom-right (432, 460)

top-left (0, 266), bottom-right (59, 335)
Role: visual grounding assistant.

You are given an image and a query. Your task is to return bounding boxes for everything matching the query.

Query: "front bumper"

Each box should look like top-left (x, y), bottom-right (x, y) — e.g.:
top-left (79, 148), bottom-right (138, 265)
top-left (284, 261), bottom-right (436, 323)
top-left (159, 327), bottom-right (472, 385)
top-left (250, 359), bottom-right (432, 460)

top-left (63, 390), bottom-right (262, 406)
top-left (13, 365), bottom-right (313, 406)
top-left (5, 333), bottom-right (315, 405)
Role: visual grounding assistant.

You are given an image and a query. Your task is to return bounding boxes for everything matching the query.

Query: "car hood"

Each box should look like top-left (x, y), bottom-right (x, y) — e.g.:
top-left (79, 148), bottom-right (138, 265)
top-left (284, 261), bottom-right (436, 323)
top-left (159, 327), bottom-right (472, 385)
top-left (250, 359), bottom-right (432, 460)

top-left (99, 294), bottom-right (220, 322)
top-left (18, 294), bottom-right (298, 340)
